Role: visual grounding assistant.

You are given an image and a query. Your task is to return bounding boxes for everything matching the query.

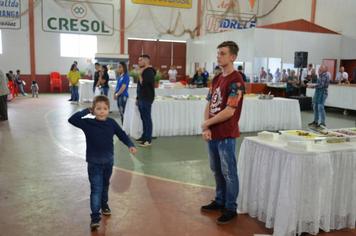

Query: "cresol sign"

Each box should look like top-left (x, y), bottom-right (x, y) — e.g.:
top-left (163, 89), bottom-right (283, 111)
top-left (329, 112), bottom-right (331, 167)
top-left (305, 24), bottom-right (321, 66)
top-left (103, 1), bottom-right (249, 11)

top-left (42, 1), bottom-right (114, 35)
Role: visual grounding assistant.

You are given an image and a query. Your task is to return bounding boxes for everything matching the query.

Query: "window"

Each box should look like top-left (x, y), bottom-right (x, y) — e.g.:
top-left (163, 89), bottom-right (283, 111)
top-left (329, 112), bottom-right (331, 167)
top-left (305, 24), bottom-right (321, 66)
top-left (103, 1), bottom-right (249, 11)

top-left (0, 30), bottom-right (2, 54)
top-left (60, 34), bottom-right (97, 58)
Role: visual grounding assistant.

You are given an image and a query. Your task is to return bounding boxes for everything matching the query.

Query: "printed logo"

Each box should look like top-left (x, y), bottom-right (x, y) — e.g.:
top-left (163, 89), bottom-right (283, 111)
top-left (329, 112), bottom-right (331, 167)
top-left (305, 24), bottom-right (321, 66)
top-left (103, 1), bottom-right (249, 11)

top-left (71, 2), bottom-right (87, 19)
top-left (210, 87), bottom-right (222, 115)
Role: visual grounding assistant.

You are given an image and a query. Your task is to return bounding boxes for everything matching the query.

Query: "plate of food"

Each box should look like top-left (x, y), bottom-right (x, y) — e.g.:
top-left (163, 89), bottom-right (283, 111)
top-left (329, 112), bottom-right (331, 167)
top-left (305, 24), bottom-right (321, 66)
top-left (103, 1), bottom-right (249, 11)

top-left (280, 130), bottom-right (326, 144)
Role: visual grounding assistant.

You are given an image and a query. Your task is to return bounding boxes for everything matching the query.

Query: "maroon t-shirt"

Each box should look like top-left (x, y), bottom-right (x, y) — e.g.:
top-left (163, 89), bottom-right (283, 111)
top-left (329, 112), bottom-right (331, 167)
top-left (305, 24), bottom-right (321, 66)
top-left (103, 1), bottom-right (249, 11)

top-left (206, 70), bottom-right (245, 140)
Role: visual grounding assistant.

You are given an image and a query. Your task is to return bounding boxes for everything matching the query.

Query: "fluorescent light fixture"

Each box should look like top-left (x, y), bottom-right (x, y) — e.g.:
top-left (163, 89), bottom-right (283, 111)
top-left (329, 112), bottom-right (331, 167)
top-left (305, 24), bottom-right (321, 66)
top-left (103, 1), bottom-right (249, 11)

top-left (159, 39), bottom-right (186, 43)
top-left (128, 38), bottom-right (157, 41)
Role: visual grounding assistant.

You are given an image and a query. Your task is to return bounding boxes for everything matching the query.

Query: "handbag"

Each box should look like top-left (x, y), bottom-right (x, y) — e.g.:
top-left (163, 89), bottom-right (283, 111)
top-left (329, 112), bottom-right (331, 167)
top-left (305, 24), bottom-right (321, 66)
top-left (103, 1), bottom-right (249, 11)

top-left (94, 87), bottom-right (101, 96)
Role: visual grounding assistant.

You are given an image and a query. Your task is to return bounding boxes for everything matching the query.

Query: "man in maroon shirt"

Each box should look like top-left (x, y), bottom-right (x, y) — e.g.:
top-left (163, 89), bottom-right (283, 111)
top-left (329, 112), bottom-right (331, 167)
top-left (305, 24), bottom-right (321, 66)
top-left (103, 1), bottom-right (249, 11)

top-left (200, 41), bottom-right (245, 225)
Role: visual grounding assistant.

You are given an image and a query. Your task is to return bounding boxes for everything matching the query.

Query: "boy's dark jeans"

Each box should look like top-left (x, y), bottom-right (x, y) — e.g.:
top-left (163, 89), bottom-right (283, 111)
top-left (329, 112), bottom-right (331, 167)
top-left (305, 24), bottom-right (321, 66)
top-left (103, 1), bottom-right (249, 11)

top-left (88, 161), bottom-right (113, 220)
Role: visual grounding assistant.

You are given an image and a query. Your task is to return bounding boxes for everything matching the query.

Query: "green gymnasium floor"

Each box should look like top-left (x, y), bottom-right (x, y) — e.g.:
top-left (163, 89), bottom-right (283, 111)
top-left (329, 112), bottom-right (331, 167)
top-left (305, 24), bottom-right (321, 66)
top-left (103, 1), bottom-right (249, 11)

top-left (1, 93), bottom-right (355, 236)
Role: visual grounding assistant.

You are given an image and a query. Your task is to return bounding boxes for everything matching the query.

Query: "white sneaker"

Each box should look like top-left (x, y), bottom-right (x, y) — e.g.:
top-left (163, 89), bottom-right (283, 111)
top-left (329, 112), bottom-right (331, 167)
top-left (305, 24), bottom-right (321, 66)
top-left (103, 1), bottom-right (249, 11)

top-left (138, 141), bottom-right (152, 147)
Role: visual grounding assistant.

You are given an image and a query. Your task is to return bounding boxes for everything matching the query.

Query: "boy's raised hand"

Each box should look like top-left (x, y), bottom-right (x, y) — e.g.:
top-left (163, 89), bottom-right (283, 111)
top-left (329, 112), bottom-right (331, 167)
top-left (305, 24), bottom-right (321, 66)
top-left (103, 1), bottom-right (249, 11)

top-left (130, 147), bottom-right (137, 155)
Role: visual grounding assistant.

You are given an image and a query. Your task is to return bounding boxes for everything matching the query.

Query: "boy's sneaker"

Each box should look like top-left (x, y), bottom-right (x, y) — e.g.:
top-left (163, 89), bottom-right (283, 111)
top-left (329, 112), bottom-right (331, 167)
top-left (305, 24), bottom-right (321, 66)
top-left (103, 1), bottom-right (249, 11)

top-left (101, 205), bottom-right (111, 216)
top-left (201, 200), bottom-right (225, 212)
top-left (138, 141), bottom-right (152, 147)
top-left (134, 137), bottom-right (145, 143)
top-left (216, 208), bottom-right (238, 225)
top-left (308, 121), bottom-right (318, 127)
top-left (90, 219), bottom-right (100, 228)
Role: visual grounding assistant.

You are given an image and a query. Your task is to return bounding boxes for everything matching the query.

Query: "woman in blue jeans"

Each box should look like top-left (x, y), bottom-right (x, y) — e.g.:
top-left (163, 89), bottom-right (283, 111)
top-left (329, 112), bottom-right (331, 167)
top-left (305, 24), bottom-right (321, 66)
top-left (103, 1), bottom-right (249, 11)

top-left (114, 61), bottom-right (130, 124)
top-left (99, 65), bottom-right (109, 96)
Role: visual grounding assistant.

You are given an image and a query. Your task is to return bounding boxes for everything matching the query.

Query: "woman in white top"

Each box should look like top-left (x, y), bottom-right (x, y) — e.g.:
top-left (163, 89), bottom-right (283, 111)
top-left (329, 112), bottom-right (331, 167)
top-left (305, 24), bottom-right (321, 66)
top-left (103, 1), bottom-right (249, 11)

top-left (168, 65), bottom-right (178, 82)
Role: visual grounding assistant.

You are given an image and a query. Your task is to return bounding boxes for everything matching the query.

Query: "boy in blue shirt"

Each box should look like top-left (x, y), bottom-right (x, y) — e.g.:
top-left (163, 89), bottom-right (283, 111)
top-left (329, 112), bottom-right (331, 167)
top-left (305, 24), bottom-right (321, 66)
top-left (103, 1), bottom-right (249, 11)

top-left (68, 95), bottom-right (137, 229)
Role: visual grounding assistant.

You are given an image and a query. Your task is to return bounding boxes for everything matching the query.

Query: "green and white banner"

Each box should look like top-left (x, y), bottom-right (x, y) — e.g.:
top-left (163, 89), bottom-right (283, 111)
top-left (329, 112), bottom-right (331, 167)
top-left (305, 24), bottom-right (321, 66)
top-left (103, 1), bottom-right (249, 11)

top-left (0, 0), bottom-right (21, 29)
top-left (42, 1), bottom-right (114, 35)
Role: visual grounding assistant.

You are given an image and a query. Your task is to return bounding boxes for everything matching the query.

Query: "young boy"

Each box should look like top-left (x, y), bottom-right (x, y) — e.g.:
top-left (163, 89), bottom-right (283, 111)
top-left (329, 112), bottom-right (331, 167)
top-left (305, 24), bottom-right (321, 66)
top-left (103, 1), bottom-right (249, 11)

top-left (68, 95), bottom-right (137, 229)
top-left (200, 41), bottom-right (245, 225)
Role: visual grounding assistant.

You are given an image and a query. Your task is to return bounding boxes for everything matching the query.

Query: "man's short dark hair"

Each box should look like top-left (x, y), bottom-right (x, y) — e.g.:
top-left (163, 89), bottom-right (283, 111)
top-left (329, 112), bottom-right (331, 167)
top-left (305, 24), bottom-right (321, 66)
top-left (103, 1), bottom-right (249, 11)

top-left (217, 41), bottom-right (239, 56)
top-left (16, 69), bottom-right (20, 72)
top-left (238, 65), bottom-right (243, 70)
top-left (308, 63), bottom-right (313, 67)
top-left (9, 70), bottom-right (13, 74)
top-left (140, 55), bottom-right (150, 61)
top-left (95, 62), bottom-right (100, 66)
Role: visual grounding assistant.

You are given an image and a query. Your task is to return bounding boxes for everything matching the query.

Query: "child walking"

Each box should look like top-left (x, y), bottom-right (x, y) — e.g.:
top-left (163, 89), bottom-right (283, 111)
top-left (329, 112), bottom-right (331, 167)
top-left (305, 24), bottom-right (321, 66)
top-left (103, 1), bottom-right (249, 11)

top-left (31, 80), bottom-right (39, 98)
top-left (68, 95), bottom-right (137, 229)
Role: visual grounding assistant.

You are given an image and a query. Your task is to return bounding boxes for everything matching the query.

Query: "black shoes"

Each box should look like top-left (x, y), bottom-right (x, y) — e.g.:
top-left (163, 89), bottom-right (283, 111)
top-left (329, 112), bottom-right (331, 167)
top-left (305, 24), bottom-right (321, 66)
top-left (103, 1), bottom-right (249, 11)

top-left (68, 98), bottom-right (73, 101)
top-left (308, 121), bottom-right (318, 127)
top-left (134, 137), bottom-right (145, 143)
top-left (101, 205), bottom-right (111, 216)
top-left (201, 201), bottom-right (225, 212)
top-left (216, 208), bottom-right (238, 225)
top-left (90, 219), bottom-right (100, 228)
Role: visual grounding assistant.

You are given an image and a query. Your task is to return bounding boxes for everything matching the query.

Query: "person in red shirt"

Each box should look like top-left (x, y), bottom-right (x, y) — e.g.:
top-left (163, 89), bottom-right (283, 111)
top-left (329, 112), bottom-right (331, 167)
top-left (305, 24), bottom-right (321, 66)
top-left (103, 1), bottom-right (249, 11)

top-left (200, 41), bottom-right (245, 225)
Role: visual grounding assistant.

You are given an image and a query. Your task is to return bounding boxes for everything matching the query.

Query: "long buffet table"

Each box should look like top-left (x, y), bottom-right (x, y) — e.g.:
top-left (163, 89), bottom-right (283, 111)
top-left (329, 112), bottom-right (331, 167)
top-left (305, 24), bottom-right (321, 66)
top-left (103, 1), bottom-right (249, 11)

top-left (306, 84), bottom-right (356, 110)
top-left (78, 79), bottom-right (209, 112)
top-left (237, 136), bottom-right (356, 236)
top-left (122, 97), bottom-right (302, 138)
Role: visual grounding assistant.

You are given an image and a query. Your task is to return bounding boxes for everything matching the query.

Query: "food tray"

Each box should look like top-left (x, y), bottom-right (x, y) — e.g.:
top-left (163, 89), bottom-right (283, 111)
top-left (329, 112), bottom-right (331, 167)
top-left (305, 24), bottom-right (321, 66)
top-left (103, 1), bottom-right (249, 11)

top-left (309, 129), bottom-right (347, 143)
top-left (280, 130), bottom-right (326, 145)
top-left (258, 94), bottom-right (274, 100)
top-left (188, 95), bottom-right (200, 100)
top-left (329, 129), bottom-right (356, 142)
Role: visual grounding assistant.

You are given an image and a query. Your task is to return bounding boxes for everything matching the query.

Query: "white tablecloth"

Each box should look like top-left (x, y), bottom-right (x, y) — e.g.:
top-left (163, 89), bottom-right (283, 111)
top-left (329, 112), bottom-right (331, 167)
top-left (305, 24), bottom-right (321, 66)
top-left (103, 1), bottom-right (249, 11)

top-left (237, 137), bottom-right (356, 236)
top-left (123, 98), bottom-right (206, 138)
top-left (239, 97), bottom-right (302, 132)
top-left (78, 80), bottom-right (209, 113)
top-left (123, 97), bottom-right (302, 138)
top-left (307, 84), bottom-right (356, 110)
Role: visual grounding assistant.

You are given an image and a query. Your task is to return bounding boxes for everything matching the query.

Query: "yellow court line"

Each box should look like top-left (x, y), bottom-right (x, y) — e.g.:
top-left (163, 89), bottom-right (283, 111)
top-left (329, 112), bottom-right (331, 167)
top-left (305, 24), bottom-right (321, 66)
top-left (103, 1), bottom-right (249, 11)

top-left (44, 108), bottom-right (214, 190)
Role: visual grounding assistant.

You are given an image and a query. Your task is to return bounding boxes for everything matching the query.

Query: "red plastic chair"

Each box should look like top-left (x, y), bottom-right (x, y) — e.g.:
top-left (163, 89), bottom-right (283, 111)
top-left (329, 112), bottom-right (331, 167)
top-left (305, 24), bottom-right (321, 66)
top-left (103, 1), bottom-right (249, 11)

top-left (179, 81), bottom-right (188, 85)
top-left (7, 81), bottom-right (15, 98)
top-left (50, 72), bottom-right (62, 93)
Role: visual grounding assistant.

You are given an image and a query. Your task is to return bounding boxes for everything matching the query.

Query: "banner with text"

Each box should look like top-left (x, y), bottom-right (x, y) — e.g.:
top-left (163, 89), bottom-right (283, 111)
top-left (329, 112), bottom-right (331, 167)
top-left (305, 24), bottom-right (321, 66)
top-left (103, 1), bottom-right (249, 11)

top-left (42, 1), bottom-right (114, 36)
top-left (0, 0), bottom-right (21, 29)
top-left (206, 15), bottom-right (256, 34)
top-left (132, 0), bottom-right (192, 9)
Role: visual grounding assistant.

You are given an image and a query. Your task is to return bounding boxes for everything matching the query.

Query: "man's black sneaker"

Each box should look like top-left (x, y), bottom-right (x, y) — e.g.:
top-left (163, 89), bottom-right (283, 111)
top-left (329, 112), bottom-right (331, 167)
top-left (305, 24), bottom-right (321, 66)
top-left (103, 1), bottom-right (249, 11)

top-left (216, 208), bottom-right (238, 225)
top-left (201, 200), bottom-right (225, 212)
top-left (90, 219), bottom-right (100, 228)
top-left (68, 99), bottom-right (73, 101)
top-left (308, 121), bottom-right (318, 126)
top-left (138, 141), bottom-right (152, 147)
top-left (101, 205), bottom-right (111, 216)
top-left (134, 137), bottom-right (145, 143)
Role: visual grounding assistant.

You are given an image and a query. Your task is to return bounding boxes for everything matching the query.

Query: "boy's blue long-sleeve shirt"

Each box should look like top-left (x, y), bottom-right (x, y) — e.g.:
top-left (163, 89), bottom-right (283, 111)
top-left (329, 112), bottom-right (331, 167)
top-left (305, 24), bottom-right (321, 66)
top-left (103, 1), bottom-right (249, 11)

top-left (68, 108), bottom-right (135, 165)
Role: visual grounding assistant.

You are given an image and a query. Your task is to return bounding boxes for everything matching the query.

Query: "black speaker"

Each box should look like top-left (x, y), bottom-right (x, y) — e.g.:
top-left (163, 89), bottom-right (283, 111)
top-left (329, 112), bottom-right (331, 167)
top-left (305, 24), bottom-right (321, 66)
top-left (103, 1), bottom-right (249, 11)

top-left (294, 51), bottom-right (308, 68)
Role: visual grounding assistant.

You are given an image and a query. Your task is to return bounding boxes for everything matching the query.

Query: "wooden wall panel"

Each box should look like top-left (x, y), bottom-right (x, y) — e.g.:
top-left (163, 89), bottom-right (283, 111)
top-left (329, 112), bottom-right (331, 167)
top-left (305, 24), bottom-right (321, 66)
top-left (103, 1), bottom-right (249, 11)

top-left (341, 60), bottom-right (356, 81)
top-left (323, 59), bottom-right (337, 80)
top-left (158, 42), bottom-right (172, 58)
top-left (128, 40), bottom-right (143, 56)
top-left (173, 43), bottom-right (186, 58)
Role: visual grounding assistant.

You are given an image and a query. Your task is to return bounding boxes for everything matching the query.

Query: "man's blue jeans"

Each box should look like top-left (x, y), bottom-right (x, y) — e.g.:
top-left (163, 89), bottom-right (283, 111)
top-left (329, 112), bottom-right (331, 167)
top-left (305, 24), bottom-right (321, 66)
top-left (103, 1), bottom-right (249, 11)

top-left (70, 86), bottom-right (79, 102)
top-left (117, 95), bottom-right (128, 124)
top-left (87, 161), bottom-right (113, 221)
top-left (207, 138), bottom-right (239, 211)
top-left (314, 94), bottom-right (328, 124)
top-left (138, 100), bottom-right (152, 142)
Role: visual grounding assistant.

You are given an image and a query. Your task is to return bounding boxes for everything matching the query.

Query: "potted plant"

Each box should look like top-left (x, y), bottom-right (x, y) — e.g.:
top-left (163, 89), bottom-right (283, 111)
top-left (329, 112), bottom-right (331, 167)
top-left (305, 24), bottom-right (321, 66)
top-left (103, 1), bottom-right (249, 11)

top-left (155, 69), bottom-right (166, 88)
top-left (129, 68), bottom-right (139, 83)
top-left (79, 70), bottom-right (86, 78)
